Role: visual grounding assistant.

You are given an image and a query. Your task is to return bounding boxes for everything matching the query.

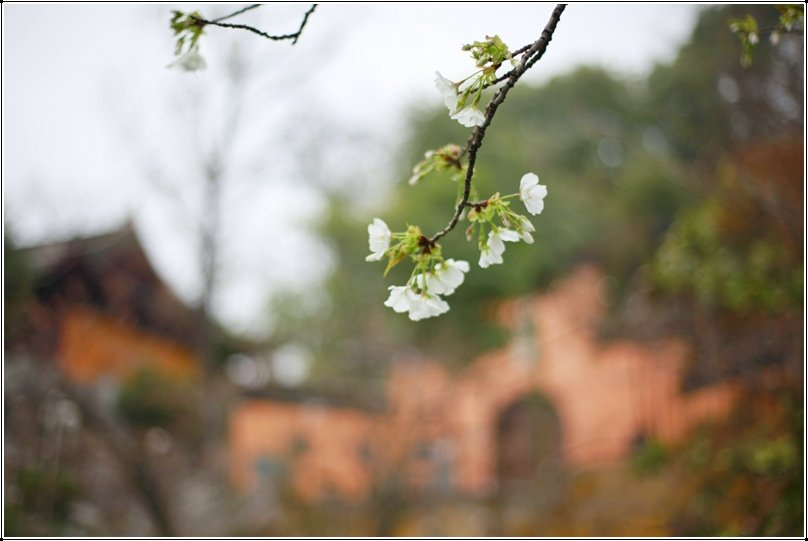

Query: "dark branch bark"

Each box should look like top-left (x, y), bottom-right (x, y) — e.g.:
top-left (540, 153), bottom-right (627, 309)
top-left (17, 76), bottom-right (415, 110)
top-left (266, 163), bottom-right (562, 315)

top-left (484, 44), bottom-right (533, 89)
top-left (194, 4), bottom-right (317, 45)
top-left (429, 4), bottom-right (567, 244)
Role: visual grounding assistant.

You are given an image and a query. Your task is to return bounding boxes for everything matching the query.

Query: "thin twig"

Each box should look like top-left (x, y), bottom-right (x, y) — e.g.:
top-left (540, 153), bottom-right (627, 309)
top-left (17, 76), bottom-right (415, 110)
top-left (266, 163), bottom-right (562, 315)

top-left (429, 4), bottom-right (567, 245)
top-left (194, 4), bottom-right (317, 45)
top-left (291, 4), bottom-right (318, 45)
top-left (212, 4), bottom-right (261, 24)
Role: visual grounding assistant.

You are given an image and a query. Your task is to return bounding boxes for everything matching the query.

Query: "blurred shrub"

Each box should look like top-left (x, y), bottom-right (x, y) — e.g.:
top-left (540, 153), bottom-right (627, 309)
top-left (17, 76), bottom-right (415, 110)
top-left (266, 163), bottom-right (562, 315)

top-left (16, 466), bottom-right (81, 523)
top-left (651, 197), bottom-right (802, 314)
top-left (3, 230), bottom-right (34, 342)
top-left (672, 383), bottom-right (803, 536)
top-left (116, 366), bottom-right (198, 432)
top-left (631, 438), bottom-right (669, 476)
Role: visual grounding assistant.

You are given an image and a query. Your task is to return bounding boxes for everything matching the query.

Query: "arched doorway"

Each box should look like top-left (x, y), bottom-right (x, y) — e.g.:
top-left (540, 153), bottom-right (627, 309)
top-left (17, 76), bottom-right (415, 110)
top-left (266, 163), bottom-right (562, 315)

top-left (495, 392), bottom-right (565, 503)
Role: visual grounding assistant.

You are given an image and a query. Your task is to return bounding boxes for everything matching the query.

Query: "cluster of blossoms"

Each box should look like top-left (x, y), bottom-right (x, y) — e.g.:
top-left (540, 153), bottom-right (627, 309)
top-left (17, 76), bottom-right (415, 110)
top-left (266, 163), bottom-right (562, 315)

top-left (366, 172), bottom-right (547, 320)
top-left (470, 173), bottom-right (547, 268)
top-left (366, 220), bottom-right (470, 321)
top-left (408, 144), bottom-right (465, 186)
top-left (384, 259), bottom-right (471, 321)
top-left (434, 35), bottom-right (515, 127)
top-left (168, 10), bottom-right (207, 72)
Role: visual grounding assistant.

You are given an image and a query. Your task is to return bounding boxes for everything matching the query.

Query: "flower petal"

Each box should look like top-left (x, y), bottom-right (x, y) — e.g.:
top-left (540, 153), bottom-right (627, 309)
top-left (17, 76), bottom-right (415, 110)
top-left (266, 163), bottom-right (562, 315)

top-left (520, 172), bottom-right (539, 194)
top-left (434, 71), bottom-right (458, 112)
top-left (430, 259), bottom-right (469, 296)
top-left (451, 106), bottom-right (485, 128)
top-left (448, 259), bottom-right (470, 273)
top-left (367, 218), bottom-right (391, 260)
top-left (384, 286), bottom-right (411, 313)
top-left (498, 229), bottom-right (520, 242)
top-left (479, 247), bottom-right (503, 268)
top-left (409, 293), bottom-right (450, 321)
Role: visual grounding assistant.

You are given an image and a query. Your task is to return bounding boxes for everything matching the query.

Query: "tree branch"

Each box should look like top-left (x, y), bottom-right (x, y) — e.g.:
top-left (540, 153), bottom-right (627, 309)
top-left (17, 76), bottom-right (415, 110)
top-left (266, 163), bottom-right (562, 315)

top-left (429, 4), bottom-right (567, 244)
top-left (194, 4), bottom-right (317, 45)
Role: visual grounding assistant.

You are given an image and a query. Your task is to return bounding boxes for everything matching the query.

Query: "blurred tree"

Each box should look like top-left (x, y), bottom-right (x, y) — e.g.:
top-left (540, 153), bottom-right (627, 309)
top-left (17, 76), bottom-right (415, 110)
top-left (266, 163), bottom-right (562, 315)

top-left (638, 6), bottom-right (803, 387)
top-left (651, 140), bottom-right (802, 315)
top-left (671, 382), bottom-right (802, 536)
top-left (119, 35), bottom-right (307, 447)
top-left (648, 5), bottom-right (802, 163)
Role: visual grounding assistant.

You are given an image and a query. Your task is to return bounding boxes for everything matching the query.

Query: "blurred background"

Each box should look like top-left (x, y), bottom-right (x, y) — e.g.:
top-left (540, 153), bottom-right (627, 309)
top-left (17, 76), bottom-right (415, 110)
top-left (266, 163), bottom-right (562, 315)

top-left (3, 3), bottom-right (804, 537)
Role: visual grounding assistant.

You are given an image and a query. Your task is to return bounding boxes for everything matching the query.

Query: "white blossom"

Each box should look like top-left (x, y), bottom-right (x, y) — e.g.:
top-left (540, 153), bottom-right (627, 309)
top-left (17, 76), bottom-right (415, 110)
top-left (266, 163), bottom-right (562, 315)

top-left (426, 259), bottom-right (470, 296)
top-left (384, 286), bottom-right (419, 313)
top-left (435, 71), bottom-right (485, 128)
top-left (365, 218), bottom-right (391, 262)
top-left (384, 285), bottom-right (450, 321)
top-left (169, 48), bottom-right (207, 72)
top-left (434, 71), bottom-right (458, 113)
top-left (519, 172), bottom-right (548, 215)
top-left (479, 228), bottom-right (519, 268)
top-left (451, 105), bottom-right (486, 128)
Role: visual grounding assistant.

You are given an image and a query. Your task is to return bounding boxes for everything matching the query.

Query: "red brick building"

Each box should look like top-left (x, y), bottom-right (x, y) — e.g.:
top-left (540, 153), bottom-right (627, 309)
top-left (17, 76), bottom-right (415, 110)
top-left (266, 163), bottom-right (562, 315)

top-left (229, 265), bottom-right (737, 501)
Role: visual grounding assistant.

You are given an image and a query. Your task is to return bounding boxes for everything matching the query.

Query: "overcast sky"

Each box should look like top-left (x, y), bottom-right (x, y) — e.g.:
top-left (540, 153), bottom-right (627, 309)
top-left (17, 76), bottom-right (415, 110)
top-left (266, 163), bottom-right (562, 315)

top-left (3, 3), bottom-right (702, 337)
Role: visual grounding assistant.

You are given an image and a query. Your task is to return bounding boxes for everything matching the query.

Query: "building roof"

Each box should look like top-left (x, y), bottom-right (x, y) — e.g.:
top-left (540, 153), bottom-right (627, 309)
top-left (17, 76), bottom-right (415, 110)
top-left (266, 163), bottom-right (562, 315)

top-left (19, 221), bottom-right (204, 349)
